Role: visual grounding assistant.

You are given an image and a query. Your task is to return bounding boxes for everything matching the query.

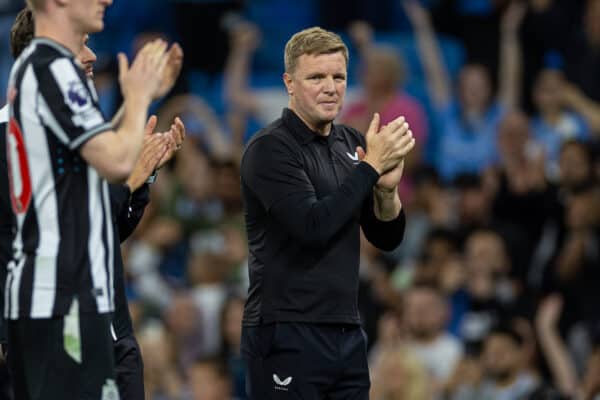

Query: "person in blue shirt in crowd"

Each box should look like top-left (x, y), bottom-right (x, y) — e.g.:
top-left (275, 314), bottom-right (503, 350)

top-left (529, 54), bottom-right (590, 179)
top-left (404, 0), bottom-right (525, 181)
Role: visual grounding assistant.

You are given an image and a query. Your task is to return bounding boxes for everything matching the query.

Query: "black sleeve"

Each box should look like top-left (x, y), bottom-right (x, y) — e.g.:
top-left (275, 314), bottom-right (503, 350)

top-left (360, 194), bottom-right (406, 251)
top-left (124, 184), bottom-right (150, 240)
top-left (35, 57), bottom-right (112, 150)
top-left (241, 135), bottom-right (380, 247)
top-left (109, 184), bottom-right (150, 242)
top-left (350, 126), bottom-right (406, 251)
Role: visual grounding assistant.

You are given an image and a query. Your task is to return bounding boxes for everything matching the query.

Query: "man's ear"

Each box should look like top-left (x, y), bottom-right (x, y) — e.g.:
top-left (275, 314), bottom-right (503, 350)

top-left (283, 72), bottom-right (293, 96)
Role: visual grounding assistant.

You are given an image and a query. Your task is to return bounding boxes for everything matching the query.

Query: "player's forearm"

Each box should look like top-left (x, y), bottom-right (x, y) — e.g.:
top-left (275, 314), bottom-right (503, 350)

top-left (373, 187), bottom-right (402, 221)
top-left (114, 95), bottom-right (152, 169)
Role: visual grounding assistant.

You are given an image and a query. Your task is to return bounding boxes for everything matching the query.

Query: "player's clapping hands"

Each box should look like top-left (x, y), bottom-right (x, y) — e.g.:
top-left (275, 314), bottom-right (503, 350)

top-left (360, 114), bottom-right (415, 175)
top-left (118, 39), bottom-right (171, 103)
top-left (156, 116), bottom-right (186, 169)
top-left (125, 115), bottom-right (186, 191)
top-left (357, 114), bottom-right (415, 191)
top-left (153, 42), bottom-right (183, 100)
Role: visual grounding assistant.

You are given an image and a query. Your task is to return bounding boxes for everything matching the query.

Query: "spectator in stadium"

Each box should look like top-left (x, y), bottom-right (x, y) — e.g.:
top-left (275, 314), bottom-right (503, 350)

top-left (530, 67), bottom-right (590, 178)
top-left (340, 21), bottom-right (428, 206)
top-left (157, 94), bottom-right (235, 162)
top-left (186, 356), bottom-right (237, 400)
top-left (553, 183), bottom-right (600, 337)
top-left (492, 109), bottom-right (547, 211)
top-left (479, 324), bottom-right (542, 397)
top-left (453, 173), bottom-right (505, 239)
top-left (451, 172), bottom-right (531, 283)
top-left (219, 294), bottom-right (247, 399)
top-left (187, 229), bottom-right (235, 357)
top-left (163, 293), bottom-right (204, 374)
top-left (450, 229), bottom-right (518, 352)
top-left (525, 140), bottom-right (597, 293)
top-left (386, 166), bottom-right (454, 266)
top-left (369, 344), bottom-right (432, 400)
top-left (402, 284), bottom-right (463, 391)
top-left (535, 294), bottom-right (578, 397)
top-left (137, 321), bottom-right (185, 400)
top-left (240, 26), bottom-right (414, 399)
top-left (412, 227), bottom-right (460, 290)
top-left (564, 0), bottom-right (600, 102)
top-left (447, 323), bottom-right (540, 399)
top-left (488, 110), bottom-right (555, 283)
top-left (358, 232), bottom-right (402, 347)
top-left (367, 310), bottom-right (403, 364)
top-left (558, 140), bottom-right (596, 192)
top-left (404, 0), bottom-right (525, 181)
top-left (582, 344), bottom-right (600, 400)
top-left (223, 21), bottom-right (288, 131)
top-left (560, 81), bottom-right (600, 135)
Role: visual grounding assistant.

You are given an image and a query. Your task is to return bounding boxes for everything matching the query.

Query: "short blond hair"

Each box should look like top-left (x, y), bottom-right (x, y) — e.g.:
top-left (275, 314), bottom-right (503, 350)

top-left (284, 27), bottom-right (348, 74)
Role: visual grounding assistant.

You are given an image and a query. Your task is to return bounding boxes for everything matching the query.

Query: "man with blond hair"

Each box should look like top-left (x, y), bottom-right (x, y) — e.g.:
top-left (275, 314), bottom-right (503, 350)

top-left (2, 7), bottom-right (184, 400)
top-left (240, 26), bottom-right (415, 399)
top-left (4, 1), bottom-right (173, 399)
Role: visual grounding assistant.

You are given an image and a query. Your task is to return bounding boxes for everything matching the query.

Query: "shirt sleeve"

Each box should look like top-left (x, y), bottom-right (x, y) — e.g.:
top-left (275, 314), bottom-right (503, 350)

top-left (353, 129), bottom-right (406, 251)
top-left (35, 57), bottom-right (111, 150)
top-left (123, 184), bottom-right (150, 241)
top-left (241, 134), bottom-right (380, 247)
top-left (360, 195), bottom-right (406, 251)
top-left (109, 183), bottom-right (150, 243)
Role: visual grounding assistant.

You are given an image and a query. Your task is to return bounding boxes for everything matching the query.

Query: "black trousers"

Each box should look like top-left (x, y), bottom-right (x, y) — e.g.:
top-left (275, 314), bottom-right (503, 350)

top-left (114, 334), bottom-right (144, 400)
top-left (7, 313), bottom-right (117, 400)
top-left (242, 322), bottom-right (370, 400)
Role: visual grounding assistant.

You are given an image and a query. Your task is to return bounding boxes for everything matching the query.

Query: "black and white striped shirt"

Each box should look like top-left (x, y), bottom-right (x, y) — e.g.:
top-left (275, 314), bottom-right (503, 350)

top-left (5, 38), bottom-right (115, 319)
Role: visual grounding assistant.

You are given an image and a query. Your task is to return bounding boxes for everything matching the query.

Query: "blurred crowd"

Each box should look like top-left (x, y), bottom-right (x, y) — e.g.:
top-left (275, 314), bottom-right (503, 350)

top-left (2, 0), bottom-right (600, 399)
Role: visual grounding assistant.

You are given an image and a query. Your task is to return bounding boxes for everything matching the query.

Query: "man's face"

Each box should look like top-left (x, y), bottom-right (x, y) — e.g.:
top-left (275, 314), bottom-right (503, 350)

top-left (77, 35), bottom-right (96, 78)
top-left (284, 51), bottom-right (347, 132)
top-left (560, 144), bottom-right (591, 188)
top-left (497, 112), bottom-right (529, 161)
top-left (533, 70), bottom-right (564, 112)
top-left (68, 0), bottom-right (112, 34)
top-left (404, 288), bottom-right (446, 340)
top-left (458, 64), bottom-right (491, 112)
top-left (482, 333), bottom-right (521, 381)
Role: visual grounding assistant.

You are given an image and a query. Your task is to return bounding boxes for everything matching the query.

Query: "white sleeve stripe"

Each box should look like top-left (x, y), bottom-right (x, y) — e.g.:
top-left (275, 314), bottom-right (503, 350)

top-left (69, 122), bottom-right (113, 150)
top-left (49, 58), bottom-right (83, 94)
